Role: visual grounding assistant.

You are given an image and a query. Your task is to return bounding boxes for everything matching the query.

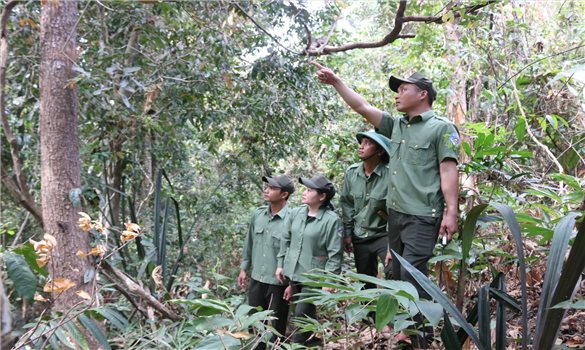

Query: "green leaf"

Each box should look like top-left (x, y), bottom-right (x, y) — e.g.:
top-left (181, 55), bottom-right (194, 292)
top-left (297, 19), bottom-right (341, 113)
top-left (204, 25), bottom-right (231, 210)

top-left (170, 298), bottom-right (230, 316)
top-left (551, 299), bottom-right (585, 309)
top-left (13, 243), bottom-right (48, 277)
top-left (416, 300), bottom-right (443, 327)
top-left (5, 252), bottom-right (37, 300)
top-left (478, 285), bottom-right (492, 350)
top-left (514, 117), bottom-right (526, 142)
top-left (195, 334), bottom-right (241, 350)
top-left (69, 187), bottom-right (82, 207)
top-left (462, 204), bottom-right (489, 262)
top-left (440, 311), bottom-right (461, 350)
top-left (188, 317), bottom-right (234, 332)
top-left (393, 252), bottom-right (484, 350)
top-left (78, 314), bottom-right (112, 350)
top-left (490, 203), bottom-right (528, 349)
top-left (89, 307), bottom-right (129, 331)
top-left (63, 320), bottom-right (90, 350)
top-left (375, 294), bottom-right (398, 331)
top-left (534, 213), bottom-right (578, 343)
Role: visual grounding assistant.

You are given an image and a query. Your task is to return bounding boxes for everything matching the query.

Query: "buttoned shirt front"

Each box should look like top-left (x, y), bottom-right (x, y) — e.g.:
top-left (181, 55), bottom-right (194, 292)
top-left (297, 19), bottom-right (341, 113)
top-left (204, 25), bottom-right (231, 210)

top-left (277, 206), bottom-right (343, 282)
top-left (377, 110), bottom-right (460, 217)
top-left (339, 162), bottom-right (389, 240)
top-left (240, 205), bottom-right (290, 285)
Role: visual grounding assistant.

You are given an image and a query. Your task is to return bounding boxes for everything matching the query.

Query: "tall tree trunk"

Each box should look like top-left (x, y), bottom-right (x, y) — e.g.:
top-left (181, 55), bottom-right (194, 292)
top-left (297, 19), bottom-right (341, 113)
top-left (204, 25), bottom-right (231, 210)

top-left (40, 0), bottom-right (91, 311)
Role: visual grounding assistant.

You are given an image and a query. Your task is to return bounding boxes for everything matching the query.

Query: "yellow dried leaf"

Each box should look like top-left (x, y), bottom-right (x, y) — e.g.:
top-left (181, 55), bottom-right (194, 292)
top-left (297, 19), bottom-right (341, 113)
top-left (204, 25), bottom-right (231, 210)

top-left (43, 234), bottom-right (57, 247)
top-left (34, 293), bottom-right (49, 302)
top-left (75, 290), bottom-right (92, 300)
top-left (78, 212), bottom-right (92, 232)
top-left (228, 331), bottom-right (250, 339)
top-left (43, 278), bottom-right (76, 293)
top-left (121, 230), bottom-right (140, 242)
top-left (124, 222), bottom-right (141, 234)
top-left (37, 255), bottom-right (50, 268)
top-left (92, 221), bottom-right (105, 234)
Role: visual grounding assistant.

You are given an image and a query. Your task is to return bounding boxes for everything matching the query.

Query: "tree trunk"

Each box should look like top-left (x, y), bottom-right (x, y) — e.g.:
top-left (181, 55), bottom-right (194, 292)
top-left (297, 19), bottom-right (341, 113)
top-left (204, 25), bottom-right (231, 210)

top-left (40, 0), bottom-right (91, 312)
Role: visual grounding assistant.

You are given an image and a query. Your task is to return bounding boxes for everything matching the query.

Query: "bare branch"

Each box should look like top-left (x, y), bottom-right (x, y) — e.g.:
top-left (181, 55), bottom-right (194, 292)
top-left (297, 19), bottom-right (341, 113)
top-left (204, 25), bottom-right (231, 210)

top-left (0, 0), bottom-right (43, 225)
top-left (306, 0), bottom-right (496, 56)
top-left (101, 260), bottom-right (181, 321)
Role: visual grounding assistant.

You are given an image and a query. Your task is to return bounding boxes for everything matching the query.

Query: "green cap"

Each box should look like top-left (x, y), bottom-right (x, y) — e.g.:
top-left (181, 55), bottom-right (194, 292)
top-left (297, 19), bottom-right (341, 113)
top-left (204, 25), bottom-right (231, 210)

top-left (262, 174), bottom-right (295, 194)
top-left (388, 72), bottom-right (437, 103)
top-left (356, 131), bottom-right (392, 156)
top-left (299, 175), bottom-right (335, 200)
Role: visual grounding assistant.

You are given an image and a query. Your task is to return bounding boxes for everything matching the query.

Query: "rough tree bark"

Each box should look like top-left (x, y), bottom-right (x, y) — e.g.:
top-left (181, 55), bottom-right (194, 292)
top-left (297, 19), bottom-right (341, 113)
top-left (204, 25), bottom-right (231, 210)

top-left (39, 0), bottom-right (92, 313)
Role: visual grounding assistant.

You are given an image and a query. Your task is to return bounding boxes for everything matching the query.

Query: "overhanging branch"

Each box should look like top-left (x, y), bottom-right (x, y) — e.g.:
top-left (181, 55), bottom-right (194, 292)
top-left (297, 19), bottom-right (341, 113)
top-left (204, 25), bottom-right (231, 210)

top-left (305, 0), bottom-right (496, 56)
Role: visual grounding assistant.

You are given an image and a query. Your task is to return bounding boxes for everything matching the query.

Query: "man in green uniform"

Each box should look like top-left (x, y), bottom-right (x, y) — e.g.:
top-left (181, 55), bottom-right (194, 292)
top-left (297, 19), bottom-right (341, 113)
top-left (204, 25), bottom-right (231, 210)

top-left (340, 131), bottom-right (392, 289)
top-left (311, 62), bottom-right (460, 347)
top-left (238, 174), bottom-right (294, 349)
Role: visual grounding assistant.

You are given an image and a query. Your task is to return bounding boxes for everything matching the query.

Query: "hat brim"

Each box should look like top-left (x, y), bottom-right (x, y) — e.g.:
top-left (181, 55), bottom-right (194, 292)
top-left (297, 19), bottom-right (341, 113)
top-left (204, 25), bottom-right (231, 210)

top-left (388, 76), bottom-right (414, 92)
top-left (298, 177), bottom-right (319, 189)
top-left (262, 176), bottom-right (280, 188)
top-left (356, 132), bottom-right (391, 156)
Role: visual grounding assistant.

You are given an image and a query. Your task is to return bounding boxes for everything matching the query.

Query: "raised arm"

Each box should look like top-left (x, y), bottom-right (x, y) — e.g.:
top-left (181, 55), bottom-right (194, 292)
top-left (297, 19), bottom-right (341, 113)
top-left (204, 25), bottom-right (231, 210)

top-left (310, 61), bottom-right (384, 129)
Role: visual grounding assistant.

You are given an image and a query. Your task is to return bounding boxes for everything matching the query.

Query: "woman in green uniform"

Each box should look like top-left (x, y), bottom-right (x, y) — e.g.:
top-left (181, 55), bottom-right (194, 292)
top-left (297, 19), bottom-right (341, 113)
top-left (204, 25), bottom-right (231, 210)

top-left (275, 175), bottom-right (343, 346)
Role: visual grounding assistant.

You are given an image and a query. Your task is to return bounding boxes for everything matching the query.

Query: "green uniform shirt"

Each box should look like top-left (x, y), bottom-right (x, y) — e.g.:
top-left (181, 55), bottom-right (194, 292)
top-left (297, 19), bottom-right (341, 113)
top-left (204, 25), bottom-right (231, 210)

top-left (240, 205), bottom-right (290, 285)
top-left (377, 110), bottom-right (460, 217)
top-left (277, 206), bottom-right (343, 282)
top-left (339, 162), bottom-right (389, 240)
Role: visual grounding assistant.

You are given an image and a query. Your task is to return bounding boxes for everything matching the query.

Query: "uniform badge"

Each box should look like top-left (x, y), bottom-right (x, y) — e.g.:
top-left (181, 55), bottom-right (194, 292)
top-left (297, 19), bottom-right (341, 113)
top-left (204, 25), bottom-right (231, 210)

top-left (449, 132), bottom-right (460, 147)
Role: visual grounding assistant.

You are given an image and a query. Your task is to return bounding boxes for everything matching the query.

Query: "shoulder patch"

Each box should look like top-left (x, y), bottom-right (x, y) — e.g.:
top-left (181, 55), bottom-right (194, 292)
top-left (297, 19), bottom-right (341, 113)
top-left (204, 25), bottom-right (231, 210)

top-left (348, 163), bottom-right (361, 169)
top-left (443, 132), bottom-right (461, 151)
top-left (336, 225), bottom-right (344, 237)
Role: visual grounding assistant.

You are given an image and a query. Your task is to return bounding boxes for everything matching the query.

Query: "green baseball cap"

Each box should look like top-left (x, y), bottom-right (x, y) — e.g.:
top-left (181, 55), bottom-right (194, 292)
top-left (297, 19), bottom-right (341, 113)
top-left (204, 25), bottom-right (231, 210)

top-left (356, 131), bottom-right (392, 156)
top-left (388, 72), bottom-right (437, 103)
top-left (299, 175), bottom-right (335, 200)
top-left (262, 174), bottom-right (295, 194)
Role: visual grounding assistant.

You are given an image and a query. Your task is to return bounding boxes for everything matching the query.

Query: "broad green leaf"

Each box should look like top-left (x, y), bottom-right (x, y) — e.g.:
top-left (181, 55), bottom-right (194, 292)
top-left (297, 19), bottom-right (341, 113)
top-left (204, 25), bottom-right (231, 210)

top-left (462, 204), bottom-right (489, 262)
top-left (5, 252), bottom-right (37, 300)
top-left (394, 252), bottom-right (484, 350)
top-left (12, 243), bottom-right (48, 277)
top-left (78, 314), bottom-right (111, 350)
top-left (416, 300), bottom-right (443, 327)
top-left (194, 334), bottom-right (241, 350)
top-left (63, 320), bottom-right (90, 350)
top-left (89, 307), bottom-right (129, 331)
top-left (375, 294), bottom-right (398, 331)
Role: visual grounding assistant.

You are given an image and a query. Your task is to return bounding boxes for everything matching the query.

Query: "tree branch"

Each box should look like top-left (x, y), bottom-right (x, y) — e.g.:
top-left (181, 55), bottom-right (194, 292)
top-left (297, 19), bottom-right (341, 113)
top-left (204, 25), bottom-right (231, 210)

top-left (306, 0), bottom-right (496, 56)
top-left (0, 0), bottom-right (43, 226)
top-left (101, 260), bottom-right (181, 321)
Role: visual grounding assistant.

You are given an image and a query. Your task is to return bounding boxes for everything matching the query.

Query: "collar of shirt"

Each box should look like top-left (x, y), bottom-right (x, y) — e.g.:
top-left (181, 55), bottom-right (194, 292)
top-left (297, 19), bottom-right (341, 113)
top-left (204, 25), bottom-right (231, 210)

top-left (400, 110), bottom-right (435, 124)
top-left (357, 162), bottom-right (386, 179)
top-left (302, 205), bottom-right (326, 221)
top-left (265, 204), bottom-right (289, 219)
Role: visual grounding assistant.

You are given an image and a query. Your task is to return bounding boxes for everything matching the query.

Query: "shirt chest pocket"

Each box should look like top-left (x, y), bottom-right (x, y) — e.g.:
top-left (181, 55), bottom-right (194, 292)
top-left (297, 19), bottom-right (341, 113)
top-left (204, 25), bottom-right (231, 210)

top-left (351, 193), bottom-right (365, 211)
top-left (406, 141), bottom-right (435, 166)
top-left (270, 231), bottom-right (281, 250)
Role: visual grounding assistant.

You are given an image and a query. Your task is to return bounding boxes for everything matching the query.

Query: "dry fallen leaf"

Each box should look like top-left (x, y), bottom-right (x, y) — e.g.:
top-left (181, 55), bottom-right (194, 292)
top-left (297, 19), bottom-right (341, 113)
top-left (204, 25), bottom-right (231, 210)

top-left (43, 278), bottom-right (76, 293)
top-left (34, 293), bottom-right (49, 302)
top-left (75, 290), bottom-right (92, 300)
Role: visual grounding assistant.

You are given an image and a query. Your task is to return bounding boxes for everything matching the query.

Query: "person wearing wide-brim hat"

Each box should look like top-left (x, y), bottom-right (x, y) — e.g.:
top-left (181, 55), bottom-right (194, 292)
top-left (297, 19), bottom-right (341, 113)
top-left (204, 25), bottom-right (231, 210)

top-left (275, 175), bottom-right (343, 347)
top-left (239, 174), bottom-right (295, 349)
top-left (311, 62), bottom-right (460, 348)
top-left (339, 131), bottom-right (393, 290)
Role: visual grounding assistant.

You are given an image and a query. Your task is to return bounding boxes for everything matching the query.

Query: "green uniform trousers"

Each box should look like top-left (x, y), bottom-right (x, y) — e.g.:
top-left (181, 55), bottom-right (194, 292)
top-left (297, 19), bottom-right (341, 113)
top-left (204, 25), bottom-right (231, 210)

top-left (290, 281), bottom-right (317, 345)
top-left (387, 209), bottom-right (441, 300)
top-left (353, 235), bottom-right (391, 289)
top-left (248, 279), bottom-right (289, 349)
